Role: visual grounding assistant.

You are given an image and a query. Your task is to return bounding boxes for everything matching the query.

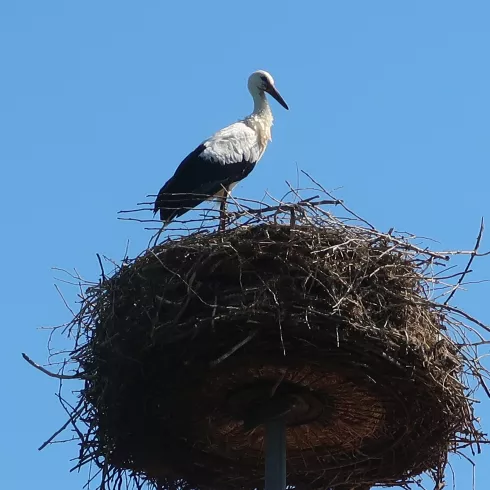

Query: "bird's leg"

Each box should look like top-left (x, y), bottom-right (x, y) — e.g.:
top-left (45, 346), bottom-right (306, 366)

top-left (218, 188), bottom-right (229, 232)
top-left (219, 197), bottom-right (227, 231)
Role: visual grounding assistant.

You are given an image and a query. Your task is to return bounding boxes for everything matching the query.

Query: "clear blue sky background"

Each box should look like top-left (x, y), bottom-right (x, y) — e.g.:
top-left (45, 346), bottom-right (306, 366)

top-left (1, 1), bottom-right (489, 489)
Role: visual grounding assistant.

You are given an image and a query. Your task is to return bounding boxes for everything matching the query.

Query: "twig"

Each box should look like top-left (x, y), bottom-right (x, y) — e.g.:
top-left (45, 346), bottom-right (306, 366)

top-left (96, 253), bottom-right (106, 282)
top-left (56, 394), bottom-right (85, 447)
top-left (38, 405), bottom-right (84, 451)
top-left (210, 330), bottom-right (258, 367)
top-left (444, 218), bottom-right (484, 305)
top-left (54, 284), bottom-right (76, 317)
top-left (438, 303), bottom-right (490, 333)
top-left (301, 170), bottom-right (375, 229)
top-left (22, 353), bottom-right (82, 379)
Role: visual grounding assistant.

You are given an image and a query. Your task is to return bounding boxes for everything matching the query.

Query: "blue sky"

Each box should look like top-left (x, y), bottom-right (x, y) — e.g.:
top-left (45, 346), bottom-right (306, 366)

top-left (1, 1), bottom-right (489, 489)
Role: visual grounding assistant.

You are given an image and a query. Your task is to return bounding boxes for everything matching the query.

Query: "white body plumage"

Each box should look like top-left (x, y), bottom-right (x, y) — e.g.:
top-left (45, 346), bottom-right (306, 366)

top-left (154, 70), bottom-right (288, 223)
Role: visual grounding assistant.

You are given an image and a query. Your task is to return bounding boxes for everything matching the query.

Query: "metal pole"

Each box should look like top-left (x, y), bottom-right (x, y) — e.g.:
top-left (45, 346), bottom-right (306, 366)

top-left (265, 419), bottom-right (286, 490)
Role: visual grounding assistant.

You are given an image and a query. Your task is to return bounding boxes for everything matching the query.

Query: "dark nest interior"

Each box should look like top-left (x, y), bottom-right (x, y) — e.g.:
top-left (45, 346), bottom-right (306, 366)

top-left (34, 190), bottom-right (489, 490)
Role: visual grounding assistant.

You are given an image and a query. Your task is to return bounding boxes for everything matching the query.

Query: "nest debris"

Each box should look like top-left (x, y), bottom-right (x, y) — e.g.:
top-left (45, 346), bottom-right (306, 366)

top-left (30, 186), bottom-right (489, 490)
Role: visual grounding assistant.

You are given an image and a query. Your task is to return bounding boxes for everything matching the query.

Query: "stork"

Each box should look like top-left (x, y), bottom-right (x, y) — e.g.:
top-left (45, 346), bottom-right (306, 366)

top-left (154, 70), bottom-right (288, 229)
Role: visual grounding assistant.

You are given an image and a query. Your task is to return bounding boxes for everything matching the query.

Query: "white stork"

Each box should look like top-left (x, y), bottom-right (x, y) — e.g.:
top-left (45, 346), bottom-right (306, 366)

top-left (154, 70), bottom-right (288, 228)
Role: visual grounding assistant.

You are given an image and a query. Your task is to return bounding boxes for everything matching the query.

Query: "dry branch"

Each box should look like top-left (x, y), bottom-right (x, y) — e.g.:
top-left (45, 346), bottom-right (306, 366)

top-left (22, 353), bottom-right (81, 380)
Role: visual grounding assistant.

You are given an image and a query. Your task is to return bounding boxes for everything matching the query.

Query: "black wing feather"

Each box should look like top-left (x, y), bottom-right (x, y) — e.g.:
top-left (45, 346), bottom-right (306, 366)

top-left (154, 144), bottom-right (256, 222)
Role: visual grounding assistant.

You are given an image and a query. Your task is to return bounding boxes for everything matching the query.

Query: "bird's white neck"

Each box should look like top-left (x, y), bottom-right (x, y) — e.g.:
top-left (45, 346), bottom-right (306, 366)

top-left (252, 91), bottom-right (272, 116)
top-left (245, 91), bottom-right (274, 155)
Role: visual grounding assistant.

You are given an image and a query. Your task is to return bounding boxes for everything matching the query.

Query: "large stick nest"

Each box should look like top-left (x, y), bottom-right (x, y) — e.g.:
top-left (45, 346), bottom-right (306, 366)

top-left (38, 188), bottom-right (489, 490)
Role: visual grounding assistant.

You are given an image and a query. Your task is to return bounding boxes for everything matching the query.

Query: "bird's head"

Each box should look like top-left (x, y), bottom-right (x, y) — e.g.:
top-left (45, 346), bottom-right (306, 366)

top-left (248, 70), bottom-right (289, 110)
